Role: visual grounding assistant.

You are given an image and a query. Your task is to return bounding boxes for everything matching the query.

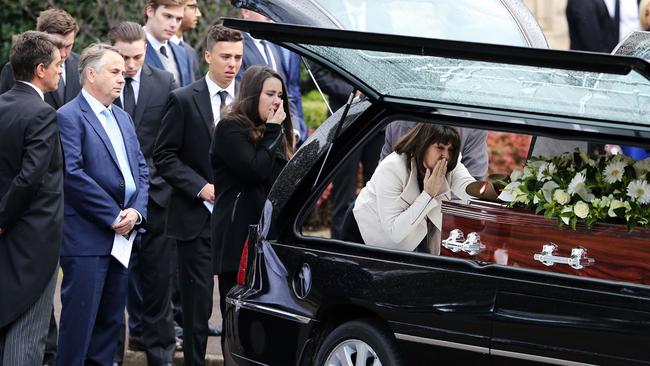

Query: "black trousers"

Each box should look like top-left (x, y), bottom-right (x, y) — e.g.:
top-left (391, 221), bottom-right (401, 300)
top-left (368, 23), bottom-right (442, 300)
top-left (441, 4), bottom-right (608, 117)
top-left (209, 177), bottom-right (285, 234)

top-left (331, 130), bottom-right (385, 239)
top-left (217, 271), bottom-right (237, 360)
top-left (178, 233), bottom-right (213, 366)
top-left (114, 201), bottom-right (176, 365)
top-left (140, 202), bottom-right (177, 364)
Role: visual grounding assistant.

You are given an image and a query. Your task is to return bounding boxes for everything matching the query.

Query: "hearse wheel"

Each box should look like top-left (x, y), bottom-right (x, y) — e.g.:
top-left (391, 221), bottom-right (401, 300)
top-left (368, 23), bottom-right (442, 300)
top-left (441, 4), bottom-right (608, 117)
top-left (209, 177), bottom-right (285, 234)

top-left (315, 318), bottom-right (404, 366)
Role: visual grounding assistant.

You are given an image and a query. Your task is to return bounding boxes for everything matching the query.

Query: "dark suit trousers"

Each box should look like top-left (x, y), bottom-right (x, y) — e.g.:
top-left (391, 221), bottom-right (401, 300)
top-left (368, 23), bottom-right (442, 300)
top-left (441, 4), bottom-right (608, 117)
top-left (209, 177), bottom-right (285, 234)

top-left (57, 256), bottom-right (128, 366)
top-left (177, 234), bottom-right (213, 366)
top-left (331, 130), bottom-right (385, 239)
top-left (140, 202), bottom-right (177, 364)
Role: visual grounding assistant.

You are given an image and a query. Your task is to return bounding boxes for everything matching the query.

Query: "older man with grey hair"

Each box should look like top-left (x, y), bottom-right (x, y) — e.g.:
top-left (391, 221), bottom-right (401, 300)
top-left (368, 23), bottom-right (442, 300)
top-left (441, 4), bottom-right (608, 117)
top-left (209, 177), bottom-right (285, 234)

top-left (56, 43), bottom-right (149, 366)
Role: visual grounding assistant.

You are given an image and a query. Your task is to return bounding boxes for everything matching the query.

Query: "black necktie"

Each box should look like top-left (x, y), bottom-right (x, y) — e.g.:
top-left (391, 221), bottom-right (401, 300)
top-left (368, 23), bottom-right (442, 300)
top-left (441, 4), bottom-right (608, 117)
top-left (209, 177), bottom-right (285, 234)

top-left (159, 45), bottom-right (168, 58)
top-left (218, 90), bottom-right (228, 118)
top-left (123, 77), bottom-right (136, 117)
top-left (56, 75), bottom-right (65, 103)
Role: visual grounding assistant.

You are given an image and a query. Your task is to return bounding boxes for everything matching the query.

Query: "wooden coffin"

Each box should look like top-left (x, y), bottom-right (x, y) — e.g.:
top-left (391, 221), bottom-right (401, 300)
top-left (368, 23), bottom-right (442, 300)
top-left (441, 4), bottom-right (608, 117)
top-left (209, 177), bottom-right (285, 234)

top-left (440, 200), bottom-right (650, 286)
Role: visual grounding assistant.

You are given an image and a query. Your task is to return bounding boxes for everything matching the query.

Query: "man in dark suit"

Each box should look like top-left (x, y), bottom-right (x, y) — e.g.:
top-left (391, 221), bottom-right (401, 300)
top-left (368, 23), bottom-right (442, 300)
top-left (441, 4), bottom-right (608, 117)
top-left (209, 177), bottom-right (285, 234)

top-left (0, 8), bottom-right (81, 110)
top-left (56, 44), bottom-right (149, 366)
top-left (154, 25), bottom-right (243, 366)
top-left (144, 0), bottom-right (193, 87)
top-left (0, 30), bottom-right (64, 366)
top-left (109, 21), bottom-right (177, 366)
top-left (171, 0), bottom-right (202, 81)
top-left (0, 10), bottom-right (79, 366)
top-left (566, 0), bottom-right (620, 52)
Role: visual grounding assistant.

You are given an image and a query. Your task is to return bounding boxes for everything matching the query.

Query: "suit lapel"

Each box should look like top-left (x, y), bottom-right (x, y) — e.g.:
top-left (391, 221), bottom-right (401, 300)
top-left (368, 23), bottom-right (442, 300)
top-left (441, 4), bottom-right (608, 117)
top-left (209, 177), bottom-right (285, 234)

top-left (133, 66), bottom-right (153, 127)
top-left (192, 78), bottom-right (214, 137)
top-left (78, 95), bottom-right (121, 170)
top-left (145, 40), bottom-right (164, 69)
top-left (170, 42), bottom-right (189, 86)
top-left (64, 56), bottom-right (80, 102)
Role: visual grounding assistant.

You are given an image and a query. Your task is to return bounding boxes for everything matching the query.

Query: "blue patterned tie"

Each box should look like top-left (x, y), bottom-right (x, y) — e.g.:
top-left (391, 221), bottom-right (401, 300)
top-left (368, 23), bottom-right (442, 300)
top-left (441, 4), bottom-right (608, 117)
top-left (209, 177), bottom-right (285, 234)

top-left (100, 108), bottom-right (137, 203)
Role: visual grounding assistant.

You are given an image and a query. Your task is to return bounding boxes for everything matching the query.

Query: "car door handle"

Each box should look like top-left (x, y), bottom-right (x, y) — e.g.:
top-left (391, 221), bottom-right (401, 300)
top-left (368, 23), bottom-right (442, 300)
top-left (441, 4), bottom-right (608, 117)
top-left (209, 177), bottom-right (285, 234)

top-left (442, 229), bottom-right (486, 255)
top-left (533, 243), bottom-right (595, 270)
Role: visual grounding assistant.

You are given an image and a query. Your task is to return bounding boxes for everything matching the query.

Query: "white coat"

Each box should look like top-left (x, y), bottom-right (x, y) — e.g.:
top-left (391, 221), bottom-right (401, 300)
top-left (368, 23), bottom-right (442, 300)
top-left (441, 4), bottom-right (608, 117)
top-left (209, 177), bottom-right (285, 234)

top-left (353, 152), bottom-right (474, 252)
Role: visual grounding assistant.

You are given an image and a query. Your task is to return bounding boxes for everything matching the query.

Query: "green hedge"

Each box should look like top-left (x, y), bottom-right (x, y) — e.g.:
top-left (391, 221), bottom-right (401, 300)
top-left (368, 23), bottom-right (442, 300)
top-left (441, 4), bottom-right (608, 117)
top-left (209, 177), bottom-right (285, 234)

top-left (0, 0), bottom-right (238, 67)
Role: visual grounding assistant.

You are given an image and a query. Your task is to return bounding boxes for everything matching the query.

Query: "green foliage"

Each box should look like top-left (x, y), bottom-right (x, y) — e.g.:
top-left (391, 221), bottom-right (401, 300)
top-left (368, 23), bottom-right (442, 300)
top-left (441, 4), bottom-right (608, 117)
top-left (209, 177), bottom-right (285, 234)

top-left (302, 89), bottom-right (329, 131)
top-left (0, 0), bottom-right (239, 66)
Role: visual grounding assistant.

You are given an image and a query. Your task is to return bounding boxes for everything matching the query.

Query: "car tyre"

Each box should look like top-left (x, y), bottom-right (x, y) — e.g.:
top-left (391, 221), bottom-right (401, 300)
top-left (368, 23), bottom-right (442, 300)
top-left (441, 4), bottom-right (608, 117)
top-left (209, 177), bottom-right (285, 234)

top-left (314, 318), bottom-right (403, 366)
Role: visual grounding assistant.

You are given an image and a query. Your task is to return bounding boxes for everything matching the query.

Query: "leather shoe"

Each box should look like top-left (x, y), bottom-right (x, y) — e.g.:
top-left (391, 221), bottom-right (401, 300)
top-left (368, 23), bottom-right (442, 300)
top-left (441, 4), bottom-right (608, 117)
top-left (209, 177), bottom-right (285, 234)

top-left (208, 323), bottom-right (222, 337)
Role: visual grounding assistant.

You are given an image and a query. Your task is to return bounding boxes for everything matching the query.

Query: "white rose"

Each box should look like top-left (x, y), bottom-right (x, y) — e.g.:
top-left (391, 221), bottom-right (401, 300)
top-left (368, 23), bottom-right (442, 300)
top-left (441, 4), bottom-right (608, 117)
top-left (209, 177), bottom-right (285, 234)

top-left (573, 201), bottom-right (589, 219)
top-left (553, 189), bottom-right (570, 205)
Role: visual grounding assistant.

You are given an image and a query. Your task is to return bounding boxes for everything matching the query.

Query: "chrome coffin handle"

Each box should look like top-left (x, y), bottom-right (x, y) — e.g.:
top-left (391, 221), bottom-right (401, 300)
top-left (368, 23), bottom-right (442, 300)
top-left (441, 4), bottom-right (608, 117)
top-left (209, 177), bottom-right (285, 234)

top-left (442, 229), bottom-right (486, 255)
top-left (533, 243), bottom-right (595, 270)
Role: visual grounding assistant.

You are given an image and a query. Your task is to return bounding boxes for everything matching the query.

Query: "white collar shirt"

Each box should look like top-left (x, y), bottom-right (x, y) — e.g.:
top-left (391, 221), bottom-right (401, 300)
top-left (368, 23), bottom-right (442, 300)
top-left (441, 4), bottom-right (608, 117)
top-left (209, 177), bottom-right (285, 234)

top-left (205, 72), bottom-right (236, 125)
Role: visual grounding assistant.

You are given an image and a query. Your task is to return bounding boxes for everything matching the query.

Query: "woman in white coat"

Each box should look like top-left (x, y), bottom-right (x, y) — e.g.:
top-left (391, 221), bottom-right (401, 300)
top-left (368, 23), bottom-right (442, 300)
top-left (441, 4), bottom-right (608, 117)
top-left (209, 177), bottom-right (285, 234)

top-left (352, 123), bottom-right (475, 254)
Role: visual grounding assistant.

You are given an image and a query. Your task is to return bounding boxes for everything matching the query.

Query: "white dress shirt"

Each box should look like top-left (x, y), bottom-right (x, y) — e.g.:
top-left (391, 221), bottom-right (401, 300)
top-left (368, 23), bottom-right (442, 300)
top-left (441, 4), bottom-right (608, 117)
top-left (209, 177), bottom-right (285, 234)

top-left (205, 72), bottom-right (236, 125)
top-left (17, 81), bottom-right (45, 100)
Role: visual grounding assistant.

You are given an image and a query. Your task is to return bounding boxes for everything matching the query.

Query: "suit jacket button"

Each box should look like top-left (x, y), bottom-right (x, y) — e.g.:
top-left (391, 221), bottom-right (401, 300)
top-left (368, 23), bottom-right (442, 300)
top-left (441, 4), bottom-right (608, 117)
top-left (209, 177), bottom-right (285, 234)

top-left (119, 182), bottom-right (124, 188)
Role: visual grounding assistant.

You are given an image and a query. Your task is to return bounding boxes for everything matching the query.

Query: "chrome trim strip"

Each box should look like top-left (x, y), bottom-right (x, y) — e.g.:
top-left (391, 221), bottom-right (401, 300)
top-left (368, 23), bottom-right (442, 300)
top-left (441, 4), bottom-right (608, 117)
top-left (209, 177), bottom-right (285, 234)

top-left (491, 349), bottom-right (597, 366)
top-left (227, 298), bottom-right (312, 324)
top-left (232, 352), bottom-right (271, 366)
top-left (394, 333), bottom-right (489, 354)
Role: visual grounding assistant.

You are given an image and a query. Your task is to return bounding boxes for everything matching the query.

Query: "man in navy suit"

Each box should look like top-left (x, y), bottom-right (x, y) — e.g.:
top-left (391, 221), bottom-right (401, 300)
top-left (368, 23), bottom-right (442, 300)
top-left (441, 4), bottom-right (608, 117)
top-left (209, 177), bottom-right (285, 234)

top-left (56, 44), bottom-right (149, 366)
top-left (143, 0), bottom-right (193, 87)
top-left (109, 21), bottom-right (177, 365)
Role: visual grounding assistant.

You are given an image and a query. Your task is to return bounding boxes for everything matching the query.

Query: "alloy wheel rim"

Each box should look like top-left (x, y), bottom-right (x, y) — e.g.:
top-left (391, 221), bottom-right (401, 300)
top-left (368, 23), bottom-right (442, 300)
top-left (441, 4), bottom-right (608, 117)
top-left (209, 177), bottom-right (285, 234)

top-left (324, 339), bottom-right (382, 366)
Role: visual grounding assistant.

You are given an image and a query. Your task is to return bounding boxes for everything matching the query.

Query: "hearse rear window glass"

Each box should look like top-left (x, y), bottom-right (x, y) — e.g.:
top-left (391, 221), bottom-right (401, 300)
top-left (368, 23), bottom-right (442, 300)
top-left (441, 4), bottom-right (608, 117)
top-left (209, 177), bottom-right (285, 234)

top-left (314, 0), bottom-right (528, 46)
top-left (298, 44), bottom-right (650, 125)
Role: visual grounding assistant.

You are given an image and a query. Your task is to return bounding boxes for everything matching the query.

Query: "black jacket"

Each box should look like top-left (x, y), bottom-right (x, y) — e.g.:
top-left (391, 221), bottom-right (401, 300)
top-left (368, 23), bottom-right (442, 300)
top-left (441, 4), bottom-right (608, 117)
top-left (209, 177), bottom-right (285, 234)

top-left (566, 0), bottom-right (619, 53)
top-left (154, 77), bottom-right (215, 240)
top-left (0, 83), bottom-right (64, 327)
top-left (0, 53), bottom-right (81, 108)
top-left (114, 64), bottom-right (176, 216)
top-left (209, 118), bottom-right (286, 274)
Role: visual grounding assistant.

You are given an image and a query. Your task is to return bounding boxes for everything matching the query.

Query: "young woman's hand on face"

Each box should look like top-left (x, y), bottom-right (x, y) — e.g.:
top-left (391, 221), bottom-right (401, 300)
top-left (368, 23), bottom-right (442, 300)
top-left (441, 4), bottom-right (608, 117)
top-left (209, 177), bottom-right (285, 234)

top-left (423, 158), bottom-right (447, 197)
top-left (266, 103), bottom-right (286, 125)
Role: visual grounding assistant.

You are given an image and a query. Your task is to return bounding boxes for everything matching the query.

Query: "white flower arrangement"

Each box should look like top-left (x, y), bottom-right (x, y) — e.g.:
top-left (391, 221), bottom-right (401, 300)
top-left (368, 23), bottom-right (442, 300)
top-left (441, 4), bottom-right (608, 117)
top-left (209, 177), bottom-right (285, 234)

top-left (498, 149), bottom-right (650, 231)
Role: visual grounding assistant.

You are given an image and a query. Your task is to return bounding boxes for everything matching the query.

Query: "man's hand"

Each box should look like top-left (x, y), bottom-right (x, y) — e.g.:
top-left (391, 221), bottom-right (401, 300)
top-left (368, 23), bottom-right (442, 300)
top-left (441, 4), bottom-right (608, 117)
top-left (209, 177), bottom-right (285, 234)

top-left (199, 183), bottom-right (215, 204)
top-left (0, 228), bottom-right (4, 236)
top-left (112, 208), bottom-right (140, 236)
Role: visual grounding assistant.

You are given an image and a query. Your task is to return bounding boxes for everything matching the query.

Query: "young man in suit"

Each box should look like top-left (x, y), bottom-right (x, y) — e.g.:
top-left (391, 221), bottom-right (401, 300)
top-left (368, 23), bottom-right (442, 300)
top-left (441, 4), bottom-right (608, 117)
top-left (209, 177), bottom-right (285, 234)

top-left (109, 21), bottom-right (177, 366)
top-left (143, 0), bottom-right (194, 87)
top-left (0, 8), bottom-right (81, 111)
top-left (0, 31), bottom-right (64, 366)
top-left (171, 0), bottom-right (202, 81)
top-left (56, 44), bottom-right (149, 366)
top-left (154, 25), bottom-right (243, 366)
